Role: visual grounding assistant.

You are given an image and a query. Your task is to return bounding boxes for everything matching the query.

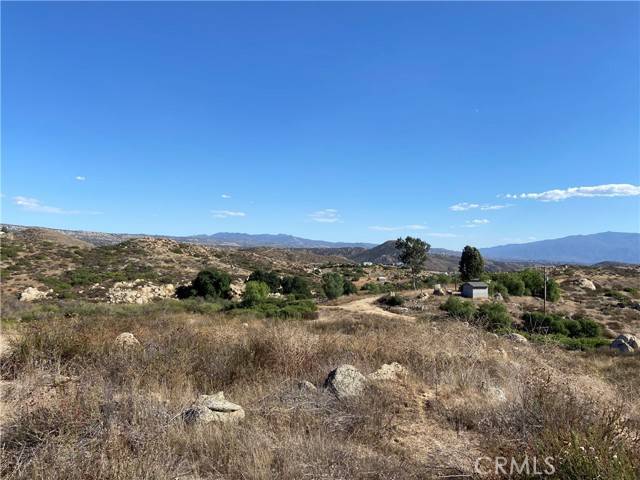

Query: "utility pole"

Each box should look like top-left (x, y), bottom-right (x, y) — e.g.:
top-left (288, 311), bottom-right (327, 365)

top-left (543, 266), bottom-right (547, 315)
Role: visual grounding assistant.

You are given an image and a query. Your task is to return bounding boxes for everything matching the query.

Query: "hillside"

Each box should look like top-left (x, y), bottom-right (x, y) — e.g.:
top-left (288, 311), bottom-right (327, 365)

top-left (480, 232), bottom-right (640, 265)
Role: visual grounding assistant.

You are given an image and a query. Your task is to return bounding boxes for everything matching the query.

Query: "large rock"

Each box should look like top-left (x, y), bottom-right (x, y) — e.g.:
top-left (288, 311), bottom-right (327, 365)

top-left (114, 332), bottom-right (141, 350)
top-left (368, 362), bottom-right (408, 381)
top-left (610, 334), bottom-right (639, 353)
top-left (107, 280), bottom-right (175, 304)
top-left (433, 284), bottom-right (446, 296)
top-left (504, 333), bottom-right (528, 344)
top-left (19, 287), bottom-right (52, 302)
top-left (576, 278), bottom-right (597, 291)
top-left (324, 364), bottom-right (366, 398)
top-left (182, 392), bottom-right (245, 425)
top-left (493, 293), bottom-right (504, 302)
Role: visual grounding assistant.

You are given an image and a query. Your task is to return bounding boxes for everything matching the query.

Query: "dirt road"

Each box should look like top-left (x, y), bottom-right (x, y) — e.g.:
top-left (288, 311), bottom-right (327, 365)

top-left (318, 294), bottom-right (414, 321)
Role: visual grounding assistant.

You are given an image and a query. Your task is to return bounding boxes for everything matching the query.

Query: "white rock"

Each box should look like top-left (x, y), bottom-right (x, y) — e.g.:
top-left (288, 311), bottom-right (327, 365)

top-left (182, 391), bottom-right (245, 425)
top-left (19, 287), bottom-right (51, 302)
top-left (610, 334), bottom-right (639, 353)
top-left (114, 332), bottom-right (141, 349)
top-left (324, 364), bottom-right (367, 398)
top-left (368, 362), bottom-right (408, 381)
top-left (504, 333), bottom-right (528, 344)
top-left (107, 281), bottom-right (175, 304)
top-left (577, 278), bottom-right (597, 291)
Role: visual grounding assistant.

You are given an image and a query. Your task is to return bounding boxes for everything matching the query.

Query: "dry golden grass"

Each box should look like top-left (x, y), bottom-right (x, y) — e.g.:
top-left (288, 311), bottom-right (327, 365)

top-left (1, 303), bottom-right (639, 479)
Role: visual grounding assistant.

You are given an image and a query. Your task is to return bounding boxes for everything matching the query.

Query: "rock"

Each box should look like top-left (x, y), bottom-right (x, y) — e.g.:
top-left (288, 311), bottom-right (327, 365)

top-left (107, 280), bottom-right (175, 304)
top-left (19, 287), bottom-right (52, 302)
top-left (504, 333), bottom-right (528, 344)
top-left (368, 362), bottom-right (408, 381)
top-left (576, 278), bottom-right (597, 291)
top-left (610, 334), bottom-right (639, 353)
top-left (418, 292), bottom-right (429, 300)
top-left (493, 293), bottom-right (504, 302)
top-left (324, 364), bottom-right (366, 398)
top-left (433, 284), bottom-right (445, 296)
top-left (114, 332), bottom-right (141, 349)
top-left (486, 386), bottom-right (507, 403)
top-left (229, 281), bottom-right (245, 298)
top-left (297, 380), bottom-right (317, 392)
top-left (182, 391), bottom-right (245, 425)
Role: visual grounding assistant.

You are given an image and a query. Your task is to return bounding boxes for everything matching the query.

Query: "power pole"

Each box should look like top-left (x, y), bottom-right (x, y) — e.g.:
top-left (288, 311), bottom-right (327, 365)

top-left (543, 266), bottom-right (547, 315)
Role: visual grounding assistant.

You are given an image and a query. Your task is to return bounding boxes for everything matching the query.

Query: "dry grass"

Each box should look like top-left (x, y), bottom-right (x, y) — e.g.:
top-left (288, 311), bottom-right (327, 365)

top-left (1, 304), bottom-right (639, 479)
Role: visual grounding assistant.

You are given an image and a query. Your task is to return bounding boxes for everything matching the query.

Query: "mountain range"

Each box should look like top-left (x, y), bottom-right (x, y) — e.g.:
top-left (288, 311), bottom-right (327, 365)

top-left (2, 225), bottom-right (638, 265)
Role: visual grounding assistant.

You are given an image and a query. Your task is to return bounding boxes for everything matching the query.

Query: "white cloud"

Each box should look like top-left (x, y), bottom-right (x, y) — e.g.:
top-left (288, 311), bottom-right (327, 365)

top-left (449, 202), bottom-right (510, 211)
top-left (221, 194), bottom-right (231, 199)
top-left (308, 209), bottom-right (341, 223)
top-left (426, 233), bottom-right (458, 238)
top-left (503, 183), bottom-right (640, 202)
top-left (212, 210), bottom-right (246, 218)
top-left (369, 224), bottom-right (427, 232)
top-left (75, 176), bottom-right (86, 181)
top-left (462, 219), bottom-right (490, 228)
top-left (13, 196), bottom-right (99, 215)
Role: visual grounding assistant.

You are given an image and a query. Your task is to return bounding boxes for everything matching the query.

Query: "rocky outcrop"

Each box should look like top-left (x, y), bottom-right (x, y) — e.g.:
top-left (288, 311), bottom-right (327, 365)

top-left (107, 280), bottom-right (175, 304)
top-left (576, 278), bottom-right (597, 291)
top-left (324, 364), bottom-right (367, 398)
top-left (19, 287), bottom-right (52, 302)
top-left (182, 392), bottom-right (245, 425)
top-left (610, 334), bottom-right (639, 353)
top-left (504, 333), bottom-right (528, 344)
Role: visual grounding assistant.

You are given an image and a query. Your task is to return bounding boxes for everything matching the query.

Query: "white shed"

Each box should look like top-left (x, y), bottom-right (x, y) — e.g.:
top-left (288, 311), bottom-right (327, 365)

top-left (461, 281), bottom-right (489, 299)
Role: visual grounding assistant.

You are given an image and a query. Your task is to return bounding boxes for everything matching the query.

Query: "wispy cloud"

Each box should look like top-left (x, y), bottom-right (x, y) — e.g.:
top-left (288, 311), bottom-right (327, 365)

top-left (212, 210), bottom-right (246, 218)
top-left (369, 224), bottom-right (427, 232)
top-left (462, 219), bottom-right (490, 228)
top-left (426, 232), bottom-right (458, 238)
top-left (308, 209), bottom-right (341, 223)
top-left (503, 183), bottom-right (640, 202)
top-left (449, 202), bottom-right (510, 211)
top-left (221, 194), bottom-right (231, 199)
top-left (75, 176), bottom-right (86, 181)
top-left (13, 196), bottom-right (99, 215)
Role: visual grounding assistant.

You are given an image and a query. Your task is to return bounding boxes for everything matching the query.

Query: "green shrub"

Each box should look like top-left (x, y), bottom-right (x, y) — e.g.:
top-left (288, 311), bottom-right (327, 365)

top-left (361, 282), bottom-right (381, 293)
top-left (490, 272), bottom-right (525, 296)
top-left (378, 294), bottom-right (404, 307)
top-left (343, 280), bottom-right (357, 295)
top-left (322, 272), bottom-right (344, 299)
top-left (440, 296), bottom-right (476, 320)
top-left (247, 269), bottom-right (281, 292)
top-left (242, 281), bottom-right (270, 306)
top-left (475, 302), bottom-right (512, 331)
top-left (177, 269), bottom-right (232, 300)
top-left (517, 269), bottom-right (560, 302)
top-left (522, 312), bottom-right (601, 338)
top-left (280, 275), bottom-right (312, 298)
top-left (489, 282), bottom-right (509, 300)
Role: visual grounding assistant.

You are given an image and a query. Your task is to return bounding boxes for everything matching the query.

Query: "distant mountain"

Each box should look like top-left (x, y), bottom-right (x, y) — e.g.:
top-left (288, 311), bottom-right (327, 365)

top-left (480, 232), bottom-right (640, 265)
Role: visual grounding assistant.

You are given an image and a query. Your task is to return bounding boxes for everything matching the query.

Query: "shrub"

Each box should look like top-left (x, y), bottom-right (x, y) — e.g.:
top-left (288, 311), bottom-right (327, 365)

top-left (490, 272), bottom-right (525, 296)
top-left (178, 269), bottom-right (232, 300)
top-left (475, 302), bottom-right (512, 331)
top-left (440, 296), bottom-right (476, 320)
top-left (322, 272), bottom-right (344, 299)
top-left (242, 281), bottom-right (270, 306)
top-left (378, 294), bottom-right (404, 307)
top-left (343, 280), bottom-right (357, 295)
top-left (280, 275), bottom-right (312, 298)
top-left (521, 312), bottom-right (601, 338)
top-left (247, 269), bottom-right (281, 292)
top-left (489, 282), bottom-right (509, 300)
top-left (517, 269), bottom-right (560, 302)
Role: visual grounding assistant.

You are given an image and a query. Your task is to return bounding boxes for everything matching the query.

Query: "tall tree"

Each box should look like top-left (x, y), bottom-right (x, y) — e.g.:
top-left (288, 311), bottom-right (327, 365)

top-left (459, 246), bottom-right (484, 281)
top-left (395, 236), bottom-right (430, 289)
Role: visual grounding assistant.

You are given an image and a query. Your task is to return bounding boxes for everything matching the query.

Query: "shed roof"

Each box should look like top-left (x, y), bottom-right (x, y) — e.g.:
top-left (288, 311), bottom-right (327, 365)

top-left (463, 281), bottom-right (488, 288)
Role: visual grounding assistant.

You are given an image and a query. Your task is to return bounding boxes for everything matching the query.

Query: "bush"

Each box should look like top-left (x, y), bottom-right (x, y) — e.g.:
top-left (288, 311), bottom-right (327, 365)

top-left (178, 269), bottom-right (232, 300)
top-left (517, 269), bottom-right (560, 302)
top-left (322, 272), bottom-right (344, 299)
top-left (475, 302), bottom-right (512, 331)
top-left (343, 280), bottom-right (357, 295)
top-left (247, 269), bottom-right (281, 292)
top-left (440, 296), bottom-right (476, 320)
top-left (490, 272), bottom-right (525, 296)
top-left (378, 294), bottom-right (404, 307)
top-left (280, 275), bottom-right (312, 298)
top-left (242, 281), bottom-right (270, 306)
top-left (489, 282), bottom-right (509, 300)
top-left (521, 312), bottom-right (601, 338)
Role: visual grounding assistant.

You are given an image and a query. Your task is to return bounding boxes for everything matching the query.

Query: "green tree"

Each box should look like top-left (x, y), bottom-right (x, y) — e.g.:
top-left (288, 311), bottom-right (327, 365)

top-left (248, 269), bottom-right (281, 292)
top-left (395, 236), bottom-right (431, 289)
top-left (281, 275), bottom-right (312, 298)
top-left (343, 280), bottom-right (357, 295)
top-left (322, 272), bottom-right (344, 299)
top-left (459, 246), bottom-right (484, 281)
top-left (242, 281), bottom-right (270, 306)
top-left (191, 269), bottom-right (232, 299)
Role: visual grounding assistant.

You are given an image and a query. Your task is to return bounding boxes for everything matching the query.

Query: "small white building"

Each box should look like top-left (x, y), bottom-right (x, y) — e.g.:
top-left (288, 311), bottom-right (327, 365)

top-left (460, 281), bottom-right (489, 299)
top-left (362, 262), bottom-right (373, 267)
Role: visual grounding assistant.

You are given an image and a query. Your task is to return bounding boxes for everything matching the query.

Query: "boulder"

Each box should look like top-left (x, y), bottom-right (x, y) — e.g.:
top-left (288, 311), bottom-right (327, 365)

top-left (433, 284), bottom-right (446, 296)
top-left (107, 280), bottom-right (175, 304)
top-left (297, 380), bottom-right (317, 392)
top-left (368, 362), bottom-right (408, 381)
top-left (182, 391), bottom-right (245, 425)
top-left (576, 278), bottom-right (597, 291)
top-left (610, 334), bottom-right (639, 353)
top-left (19, 287), bottom-right (52, 302)
top-left (114, 332), bottom-right (141, 349)
top-left (324, 364), bottom-right (366, 398)
top-left (493, 293), bottom-right (504, 302)
top-left (504, 333), bottom-right (528, 344)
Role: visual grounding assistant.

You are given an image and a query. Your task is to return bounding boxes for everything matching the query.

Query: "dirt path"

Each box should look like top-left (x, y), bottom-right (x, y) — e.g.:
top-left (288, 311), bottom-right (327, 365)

top-left (318, 294), bottom-right (414, 322)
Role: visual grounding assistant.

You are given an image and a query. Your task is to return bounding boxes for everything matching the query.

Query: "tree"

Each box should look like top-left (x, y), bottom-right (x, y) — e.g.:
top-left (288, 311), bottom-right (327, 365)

top-left (248, 269), bottom-right (280, 292)
top-left (191, 269), bottom-right (232, 299)
top-left (459, 246), bottom-right (484, 281)
top-left (343, 280), bottom-right (357, 295)
top-left (322, 272), bottom-right (344, 299)
top-left (395, 236), bottom-right (430, 289)
top-left (281, 275), bottom-right (312, 298)
top-left (242, 281), bottom-right (270, 306)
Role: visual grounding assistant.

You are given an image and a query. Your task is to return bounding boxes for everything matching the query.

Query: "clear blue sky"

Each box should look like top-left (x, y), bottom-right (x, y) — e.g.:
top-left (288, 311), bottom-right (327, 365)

top-left (2, 2), bottom-right (639, 249)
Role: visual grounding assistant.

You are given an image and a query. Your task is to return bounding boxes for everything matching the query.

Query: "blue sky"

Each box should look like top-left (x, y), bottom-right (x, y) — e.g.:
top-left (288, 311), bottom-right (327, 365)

top-left (2, 2), bottom-right (639, 249)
